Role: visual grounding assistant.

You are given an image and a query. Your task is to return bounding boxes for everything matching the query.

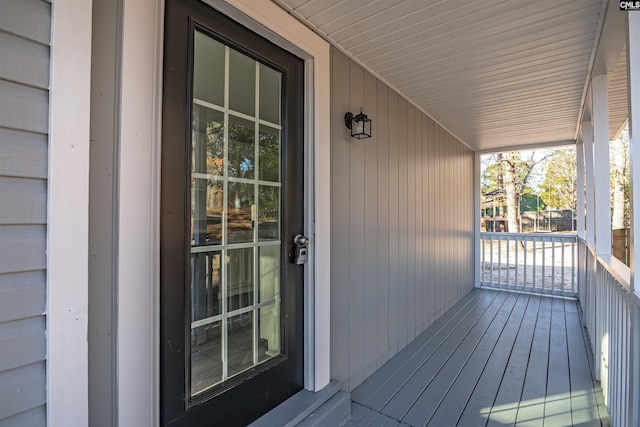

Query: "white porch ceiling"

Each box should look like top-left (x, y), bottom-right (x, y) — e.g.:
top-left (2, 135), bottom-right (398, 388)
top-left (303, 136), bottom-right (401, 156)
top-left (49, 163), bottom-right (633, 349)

top-left (276, 0), bottom-right (623, 152)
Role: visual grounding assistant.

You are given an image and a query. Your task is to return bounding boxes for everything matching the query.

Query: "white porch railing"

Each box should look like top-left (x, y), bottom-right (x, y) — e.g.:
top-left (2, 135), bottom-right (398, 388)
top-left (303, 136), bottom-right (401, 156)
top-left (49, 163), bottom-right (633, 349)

top-left (578, 239), bottom-right (640, 427)
top-left (480, 232), bottom-right (577, 297)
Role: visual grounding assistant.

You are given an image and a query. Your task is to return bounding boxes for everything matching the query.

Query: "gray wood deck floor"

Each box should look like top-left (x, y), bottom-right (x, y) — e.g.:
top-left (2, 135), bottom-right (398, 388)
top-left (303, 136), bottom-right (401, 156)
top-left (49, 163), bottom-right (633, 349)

top-left (346, 288), bottom-right (609, 427)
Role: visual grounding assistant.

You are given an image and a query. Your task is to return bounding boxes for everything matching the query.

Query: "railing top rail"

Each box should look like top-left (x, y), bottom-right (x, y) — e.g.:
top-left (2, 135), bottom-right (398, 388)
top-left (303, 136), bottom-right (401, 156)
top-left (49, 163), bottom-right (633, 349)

top-left (578, 237), bottom-right (640, 306)
top-left (481, 231), bottom-right (577, 240)
top-left (597, 254), bottom-right (631, 292)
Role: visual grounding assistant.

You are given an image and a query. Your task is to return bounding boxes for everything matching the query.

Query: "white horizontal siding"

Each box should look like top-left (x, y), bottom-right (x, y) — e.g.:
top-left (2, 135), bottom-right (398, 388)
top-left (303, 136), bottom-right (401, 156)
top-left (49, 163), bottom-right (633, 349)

top-left (0, 81), bottom-right (48, 134)
top-left (0, 31), bottom-right (50, 89)
top-left (0, 0), bottom-right (49, 424)
top-left (0, 317), bottom-right (45, 373)
top-left (0, 226), bottom-right (46, 275)
top-left (0, 178), bottom-right (47, 224)
top-left (0, 0), bottom-right (51, 45)
top-left (0, 406), bottom-right (46, 427)
top-left (0, 362), bottom-right (46, 421)
top-left (0, 272), bottom-right (46, 323)
top-left (0, 128), bottom-right (47, 180)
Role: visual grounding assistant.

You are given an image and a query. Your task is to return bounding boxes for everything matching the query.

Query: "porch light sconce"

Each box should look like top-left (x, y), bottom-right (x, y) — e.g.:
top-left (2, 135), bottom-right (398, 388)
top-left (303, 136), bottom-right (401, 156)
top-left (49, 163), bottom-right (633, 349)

top-left (345, 108), bottom-right (372, 139)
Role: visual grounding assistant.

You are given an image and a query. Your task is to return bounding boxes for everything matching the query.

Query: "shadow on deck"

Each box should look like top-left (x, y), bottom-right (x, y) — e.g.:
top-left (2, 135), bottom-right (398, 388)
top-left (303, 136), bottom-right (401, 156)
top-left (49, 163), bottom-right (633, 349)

top-left (345, 288), bottom-right (610, 427)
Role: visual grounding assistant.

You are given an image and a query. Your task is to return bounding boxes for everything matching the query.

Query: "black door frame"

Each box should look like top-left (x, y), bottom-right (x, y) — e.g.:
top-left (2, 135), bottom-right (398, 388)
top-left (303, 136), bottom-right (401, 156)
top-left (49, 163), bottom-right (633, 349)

top-left (160, 0), bottom-right (305, 425)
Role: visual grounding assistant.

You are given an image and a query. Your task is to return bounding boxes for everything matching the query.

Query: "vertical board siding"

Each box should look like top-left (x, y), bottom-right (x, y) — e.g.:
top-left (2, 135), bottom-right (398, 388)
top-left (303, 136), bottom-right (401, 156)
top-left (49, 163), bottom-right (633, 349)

top-left (397, 97), bottom-right (408, 351)
top-left (363, 71), bottom-right (378, 379)
top-left (330, 47), bottom-right (352, 386)
top-left (0, 0), bottom-right (50, 424)
top-left (375, 80), bottom-right (390, 370)
top-left (348, 59), bottom-right (366, 389)
top-left (330, 48), bottom-right (475, 391)
top-left (387, 88), bottom-right (399, 360)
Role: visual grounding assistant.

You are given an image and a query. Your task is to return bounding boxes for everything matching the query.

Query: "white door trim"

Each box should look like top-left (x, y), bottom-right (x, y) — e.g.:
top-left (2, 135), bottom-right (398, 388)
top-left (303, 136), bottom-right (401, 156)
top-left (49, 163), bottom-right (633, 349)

top-left (116, 0), bottom-right (164, 425)
top-left (115, 0), bottom-right (330, 424)
top-left (48, 1), bottom-right (92, 425)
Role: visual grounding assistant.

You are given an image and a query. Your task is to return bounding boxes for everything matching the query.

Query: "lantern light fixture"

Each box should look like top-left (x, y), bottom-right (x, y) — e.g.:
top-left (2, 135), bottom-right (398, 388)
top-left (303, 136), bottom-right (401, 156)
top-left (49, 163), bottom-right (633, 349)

top-left (344, 108), bottom-right (372, 139)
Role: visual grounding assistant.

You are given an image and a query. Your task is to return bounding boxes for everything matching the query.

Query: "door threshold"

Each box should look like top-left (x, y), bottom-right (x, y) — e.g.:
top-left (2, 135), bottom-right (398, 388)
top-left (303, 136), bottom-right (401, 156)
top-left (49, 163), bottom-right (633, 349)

top-left (249, 380), bottom-right (345, 427)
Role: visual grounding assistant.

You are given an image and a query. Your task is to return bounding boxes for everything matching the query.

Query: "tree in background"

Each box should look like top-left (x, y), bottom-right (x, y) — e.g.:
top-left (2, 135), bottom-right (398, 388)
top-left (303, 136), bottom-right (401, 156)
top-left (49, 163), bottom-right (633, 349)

top-left (482, 151), bottom-right (551, 232)
top-left (540, 147), bottom-right (576, 211)
top-left (610, 128), bottom-right (629, 229)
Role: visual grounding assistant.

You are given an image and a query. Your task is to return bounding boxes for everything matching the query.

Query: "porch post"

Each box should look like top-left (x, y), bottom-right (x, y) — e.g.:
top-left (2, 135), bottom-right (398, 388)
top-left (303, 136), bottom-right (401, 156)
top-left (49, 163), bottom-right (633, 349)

top-left (474, 152), bottom-right (482, 288)
top-left (576, 140), bottom-right (586, 240)
top-left (592, 74), bottom-right (611, 256)
top-left (583, 121), bottom-right (596, 245)
top-left (627, 12), bottom-right (640, 426)
top-left (628, 10), bottom-right (640, 296)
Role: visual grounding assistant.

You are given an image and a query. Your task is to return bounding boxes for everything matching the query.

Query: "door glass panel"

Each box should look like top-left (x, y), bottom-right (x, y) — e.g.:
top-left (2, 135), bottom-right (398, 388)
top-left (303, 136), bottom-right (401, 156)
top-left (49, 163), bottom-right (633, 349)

top-left (228, 115), bottom-right (255, 179)
top-left (193, 32), bottom-right (225, 106)
top-left (192, 106), bottom-right (224, 176)
top-left (229, 48), bottom-right (255, 116)
top-left (259, 125), bottom-right (280, 182)
top-left (191, 251), bottom-right (222, 320)
top-left (227, 314), bottom-right (254, 377)
top-left (258, 245), bottom-right (280, 302)
top-left (258, 305), bottom-right (280, 362)
top-left (227, 182), bottom-right (254, 244)
top-left (190, 29), bottom-right (284, 397)
top-left (258, 185), bottom-right (280, 242)
top-left (191, 321), bottom-right (222, 396)
top-left (259, 64), bottom-right (281, 124)
top-left (227, 248), bottom-right (254, 311)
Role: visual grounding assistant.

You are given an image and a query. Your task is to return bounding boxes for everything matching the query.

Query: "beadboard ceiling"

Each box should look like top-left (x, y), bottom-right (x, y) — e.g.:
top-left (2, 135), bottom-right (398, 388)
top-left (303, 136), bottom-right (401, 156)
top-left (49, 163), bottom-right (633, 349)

top-left (276, 0), bottom-right (628, 152)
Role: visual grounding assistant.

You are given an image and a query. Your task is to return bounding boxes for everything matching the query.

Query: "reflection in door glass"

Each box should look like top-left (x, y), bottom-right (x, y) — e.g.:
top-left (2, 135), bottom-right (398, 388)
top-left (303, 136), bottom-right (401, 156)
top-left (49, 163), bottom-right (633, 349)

top-left (228, 115), bottom-right (255, 179)
top-left (227, 182), bottom-right (254, 244)
top-left (189, 29), bottom-right (284, 397)
top-left (191, 321), bottom-right (222, 395)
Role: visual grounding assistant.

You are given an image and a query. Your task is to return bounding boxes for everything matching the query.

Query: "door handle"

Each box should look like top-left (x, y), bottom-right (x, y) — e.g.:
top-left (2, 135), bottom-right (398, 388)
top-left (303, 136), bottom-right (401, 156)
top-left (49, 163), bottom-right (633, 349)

top-left (293, 234), bottom-right (309, 247)
top-left (293, 235), bottom-right (309, 264)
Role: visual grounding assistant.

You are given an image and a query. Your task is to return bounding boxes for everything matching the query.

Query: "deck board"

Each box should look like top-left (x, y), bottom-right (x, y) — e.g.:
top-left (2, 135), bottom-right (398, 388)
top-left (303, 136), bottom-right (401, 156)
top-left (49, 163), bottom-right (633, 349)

top-left (565, 299), bottom-right (608, 426)
top-left (456, 293), bottom-right (540, 427)
top-left (430, 292), bottom-right (530, 427)
top-left (349, 289), bottom-right (609, 427)
top-left (351, 289), bottom-right (484, 404)
top-left (402, 293), bottom-right (520, 426)
top-left (360, 291), bottom-right (498, 410)
top-left (380, 291), bottom-right (508, 420)
top-left (543, 297), bottom-right (572, 426)
top-left (513, 295), bottom-right (552, 426)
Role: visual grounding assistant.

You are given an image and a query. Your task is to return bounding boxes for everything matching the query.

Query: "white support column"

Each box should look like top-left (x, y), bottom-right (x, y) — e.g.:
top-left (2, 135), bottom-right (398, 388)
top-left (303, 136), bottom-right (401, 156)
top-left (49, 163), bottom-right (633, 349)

top-left (584, 121), bottom-right (596, 245)
top-left (474, 152), bottom-right (482, 288)
top-left (628, 11), bottom-right (640, 295)
top-left (592, 74), bottom-right (612, 256)
top-left (576, 140), bottom-right (586, 240)
top-left (627, 11), bottom-right (640, 424)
